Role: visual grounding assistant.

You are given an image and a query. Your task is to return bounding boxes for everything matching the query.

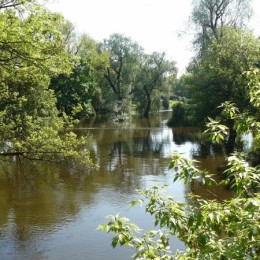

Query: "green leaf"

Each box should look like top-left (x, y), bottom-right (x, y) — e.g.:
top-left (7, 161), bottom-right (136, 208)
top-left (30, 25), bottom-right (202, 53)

top-left (112, 236), bottom-right (119, 248)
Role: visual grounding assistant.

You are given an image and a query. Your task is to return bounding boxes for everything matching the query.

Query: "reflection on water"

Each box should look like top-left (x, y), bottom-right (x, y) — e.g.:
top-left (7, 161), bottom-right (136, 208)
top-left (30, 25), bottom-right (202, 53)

top-left (0, 112), bottom-right (231, 259)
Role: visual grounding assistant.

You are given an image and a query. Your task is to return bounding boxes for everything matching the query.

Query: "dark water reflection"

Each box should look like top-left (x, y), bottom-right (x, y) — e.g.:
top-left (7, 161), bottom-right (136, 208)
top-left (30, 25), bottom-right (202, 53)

top-left (0, 111), bottom-right (231, 259)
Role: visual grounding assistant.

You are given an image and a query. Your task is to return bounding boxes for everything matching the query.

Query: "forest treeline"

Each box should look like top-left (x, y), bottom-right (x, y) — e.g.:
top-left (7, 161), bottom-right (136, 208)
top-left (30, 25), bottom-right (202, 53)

top-left (0, 0), bottom-right (177, 168)
top-left (0, 0), bottom-right (259, 167)
top-left (98, 0), bottom-right (260, 259)
top-left (1, 0), bottom-right (259, 258)
top-left (0, 0), bottom-right (259, 165)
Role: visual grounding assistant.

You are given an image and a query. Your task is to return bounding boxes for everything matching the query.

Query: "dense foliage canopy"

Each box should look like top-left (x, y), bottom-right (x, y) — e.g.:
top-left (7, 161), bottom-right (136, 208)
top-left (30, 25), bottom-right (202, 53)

top-left (0, 0), bottom-right (93, 169)
top-left (169, 0), bottom-right (259, 153)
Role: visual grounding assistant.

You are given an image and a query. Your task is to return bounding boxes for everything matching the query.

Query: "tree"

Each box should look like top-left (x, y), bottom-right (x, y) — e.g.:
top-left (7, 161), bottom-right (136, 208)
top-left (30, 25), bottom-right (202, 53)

top-left (0, 1), bottom-right (93, 169)
top-left (49, 31), bottom-right (107, 119)
top-left (191, 0), bottom-right (252, 55)
top-left (98, 68), bottom-right (260, 259)
top-left (169, 0), bottom-right (254, 131)
top-left (133, 52), bottom-right (177, 118)
top-left (101, 33), bottom-right (143, 120)
top-left (75, 34), bottom-right (109, 116)
top-left (0, 0), bottom-right (33, 9)
top-left (49, 58), bottom-right (97, 119)
top-left (183, 27), bottom-right (260, 153)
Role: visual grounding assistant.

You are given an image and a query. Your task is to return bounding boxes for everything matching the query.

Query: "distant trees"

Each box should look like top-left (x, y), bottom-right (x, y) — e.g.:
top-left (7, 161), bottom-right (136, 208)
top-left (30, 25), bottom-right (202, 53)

top-left (98, 33), bottom-right (177, 120)
top-left (187, 28), bottom-right (259, 125)
top-left (134, 52), bottom-right (177, 118)
top-left (49, 27), bottom-right (108, 119)
top-left (48, 30), bottom-right (176, 121)
top-left (100, 34), bottom-right (143, 119)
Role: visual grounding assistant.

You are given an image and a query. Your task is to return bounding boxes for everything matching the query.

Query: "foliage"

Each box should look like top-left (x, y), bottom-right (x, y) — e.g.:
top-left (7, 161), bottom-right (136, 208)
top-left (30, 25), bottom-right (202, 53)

top-left (203, 68), bottom-right (260, 154)
top-left (170, 74), bottom-right (192, 100)
top-left (99, 33), bottom-right (143, 120)
top-left (99, 155), bottom-right (259, 259)
top-left (48, 30), bottom-right (176, 120)
top-left (176, 0), bottom-right (255, 131)
top-left (168, 74), bottom-right (197, 127)
top-left (133, 52), bottom-right (177, 118)
top-left (49, 56), bottom-right (97, 119)
top-left (48, 21), bottom-right (110, 118)
top-left (0, 1), bottom-right (93, 169)
top-left (204, 118), bottom-right (229, 145)
top-left (176, 27), bottom-right (260, 130)
top-left (167, 101), bottom-right (189, 127)
top-left (49, 28), bottom-right (110, 118)
top-left (191, 0), bottom-right (252, 55)
top-left (98, 69), bottom-right (260, 259)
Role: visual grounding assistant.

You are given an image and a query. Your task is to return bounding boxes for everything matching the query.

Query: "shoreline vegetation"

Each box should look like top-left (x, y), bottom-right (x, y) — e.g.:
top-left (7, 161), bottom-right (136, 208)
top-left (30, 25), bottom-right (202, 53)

top-left (0, 0), bottom-right (259, 259)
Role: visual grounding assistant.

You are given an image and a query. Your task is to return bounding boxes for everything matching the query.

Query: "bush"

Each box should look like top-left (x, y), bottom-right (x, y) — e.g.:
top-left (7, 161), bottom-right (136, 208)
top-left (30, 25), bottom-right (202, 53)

top-left (167, 101), bottom-right (190, 127)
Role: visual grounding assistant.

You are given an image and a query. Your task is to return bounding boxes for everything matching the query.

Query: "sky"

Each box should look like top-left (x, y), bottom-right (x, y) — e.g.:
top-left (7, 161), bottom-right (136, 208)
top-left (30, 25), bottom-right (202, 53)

top-left (46, 0), bottom-right (260, 75)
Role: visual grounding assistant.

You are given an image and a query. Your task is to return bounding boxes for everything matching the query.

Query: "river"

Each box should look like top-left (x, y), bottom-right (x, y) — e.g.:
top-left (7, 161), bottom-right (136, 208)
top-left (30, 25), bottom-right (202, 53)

top-left (0, 111), bottom-right (230, 259)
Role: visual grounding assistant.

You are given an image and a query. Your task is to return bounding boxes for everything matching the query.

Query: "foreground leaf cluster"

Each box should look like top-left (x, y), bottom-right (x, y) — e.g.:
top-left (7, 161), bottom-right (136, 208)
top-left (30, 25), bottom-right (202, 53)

top-left (98, 69), bottom-right (260, 259)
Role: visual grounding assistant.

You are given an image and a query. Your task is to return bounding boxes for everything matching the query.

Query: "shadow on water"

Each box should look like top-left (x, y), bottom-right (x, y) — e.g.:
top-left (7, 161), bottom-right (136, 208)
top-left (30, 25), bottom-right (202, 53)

top-left (0, 111), bottom-right (232, 259)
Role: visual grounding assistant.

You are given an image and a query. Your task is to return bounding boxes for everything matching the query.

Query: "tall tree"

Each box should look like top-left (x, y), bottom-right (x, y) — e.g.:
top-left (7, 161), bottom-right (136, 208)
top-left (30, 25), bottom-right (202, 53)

top-left (0, 1), bottom-right (92, 168)
top-left (101, 33), bottom-right (143, 119)
top-left (187, 28), bottom-right (260, 126)
top-left (170, 0), bottom-right (256, 152)
top-left (134, 52), bottom-right (177, 118)
top-left (49, 31), bottom-right (108, 119)
top-left (191, 0), bottom-right (252, 55)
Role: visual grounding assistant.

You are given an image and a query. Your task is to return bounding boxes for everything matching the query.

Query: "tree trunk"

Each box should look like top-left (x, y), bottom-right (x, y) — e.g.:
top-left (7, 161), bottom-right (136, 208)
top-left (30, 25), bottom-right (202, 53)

top-left (143, 98), bottom-right (151, 119)
top-left (143, 88), bottom-right (151, 119)
top-left (226, 127), bottom-right (237, 154)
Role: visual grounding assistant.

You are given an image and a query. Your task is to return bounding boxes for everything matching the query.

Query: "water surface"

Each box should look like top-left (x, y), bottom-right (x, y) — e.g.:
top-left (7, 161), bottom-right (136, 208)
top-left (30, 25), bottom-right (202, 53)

top-left (0, 111), bottom-right (230, 259)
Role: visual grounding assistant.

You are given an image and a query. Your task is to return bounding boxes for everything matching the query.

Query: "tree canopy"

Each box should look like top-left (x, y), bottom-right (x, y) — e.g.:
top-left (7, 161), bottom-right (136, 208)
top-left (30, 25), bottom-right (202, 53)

top-left (0, 0), bottom-right (93, 169)
top-left (169, 0), bottom-right (258, 154)
top-left (191, 0), bottom-right (252, 55)
top-left (134, 52), bottom-right (177, 118)
top-left (100, 33), bottom-right (143, 119)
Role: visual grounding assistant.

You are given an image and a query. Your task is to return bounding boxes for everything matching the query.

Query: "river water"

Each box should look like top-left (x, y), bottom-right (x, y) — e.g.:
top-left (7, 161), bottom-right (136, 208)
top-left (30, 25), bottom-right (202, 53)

top-left (0, 111), bottom-right (230, 259)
